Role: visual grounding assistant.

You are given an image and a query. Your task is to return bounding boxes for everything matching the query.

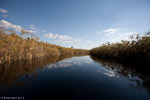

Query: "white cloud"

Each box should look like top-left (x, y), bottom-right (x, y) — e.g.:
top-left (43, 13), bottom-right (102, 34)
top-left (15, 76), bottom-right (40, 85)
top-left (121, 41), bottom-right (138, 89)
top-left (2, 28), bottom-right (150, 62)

top-left (97, 32), bottom-right (102, 34)
top-left (29, 24), bottom-right (36, 29)
top-left (0, 14), bottom-right (9, 17)
top-left (0, 20), bottom-right (22, 32)
top-left (98, 28), bottom-right (119, 35)
top-left (55, 40), bottom-right (73, 43)
top-left (116, 32), bottom-right (138, 41)
top-left (53, 34), bottom-right (58, 39)
top-left (25, 30), bottom-right (36, 33)
top-left (42, 30), bottom-right (46, 32)
top-left (29, 24), bottom-right (39, 33)
top-left (21, 29), bottom-right (32, 33)
top-left (44, 33), bottom-right (72, 40)
top-left (74, 38), bottom-right (82, 42)
top-left (0, 8), bottom-right (12, 19)
top-left (103, 28), bottom-right (119, 34)
top-left (44, 33), bottom-right (81, 43)
top-left (58, 35), bottom-right (72, 40)
top-left (0, 20), bottom-right (38, 33)
top-left (100, 31), bottom-right (139, 44)
top-left (124, 32), bottom-right (138, 36)
top-left (85, 40), bottom-right (91, 43)
top-left (0, 8), bottom-right (8, 13)
top-left (62, 40), bottom-right (73, 43)
top-left (44, 33), bottom-right (53, 38)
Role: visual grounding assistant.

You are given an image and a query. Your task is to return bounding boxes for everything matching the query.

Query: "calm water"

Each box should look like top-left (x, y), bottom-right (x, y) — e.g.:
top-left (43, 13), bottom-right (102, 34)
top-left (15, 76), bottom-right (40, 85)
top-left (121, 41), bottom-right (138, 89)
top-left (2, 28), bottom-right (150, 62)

top-left (0, 55), bottom-right (150, 100)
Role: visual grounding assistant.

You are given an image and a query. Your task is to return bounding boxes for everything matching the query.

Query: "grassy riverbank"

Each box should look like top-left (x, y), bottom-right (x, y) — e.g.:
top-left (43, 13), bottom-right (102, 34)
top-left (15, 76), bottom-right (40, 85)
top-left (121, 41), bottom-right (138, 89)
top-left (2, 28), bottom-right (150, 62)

top-left (90, 32), bottom-right (150, 64)
top-left (0, 28), bottom-right (89, 64)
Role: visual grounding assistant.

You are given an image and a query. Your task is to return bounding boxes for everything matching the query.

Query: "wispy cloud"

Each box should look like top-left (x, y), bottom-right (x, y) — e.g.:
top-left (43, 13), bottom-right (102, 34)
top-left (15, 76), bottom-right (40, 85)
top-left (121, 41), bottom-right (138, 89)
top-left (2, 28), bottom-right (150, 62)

top-left (42, 30), bottom-right (46, 32)
top-left (74, 38), bottom-right (82, 42)
top-left (44, 33), bottom-right (82, 43)
top-left (85, 40), bottom-right (91, 43)
top-left (44, 33), bottom-right (54, 38)
top-left (29, 24), bottom-right (36, 29)
top-left (100, 31), bottom-right (139, 44)
top-left (123, 32), bottom-right (138, 36)
top-left (97, 32), bottom-right (102, 34)
top-left (54, 40), bottom-right (73, 43)
top-left (103, 28), bottom-right (119, 34)
top-left (98, 28), bottom-right (119, 35)
top-left (0, 14), bottom-right (9, 17)
top-left (0, 8), bottom-right (8, 13)
top-left (58, 35), bottom-right (72, 40)
top-left (0, 20), bottom-right (37, 33)
top-left (115, 32), bottom-right (139, 41)
top-left (44, 33), bottom-right (72, 40)
top-left (29, 24), bottom-right (39, 33)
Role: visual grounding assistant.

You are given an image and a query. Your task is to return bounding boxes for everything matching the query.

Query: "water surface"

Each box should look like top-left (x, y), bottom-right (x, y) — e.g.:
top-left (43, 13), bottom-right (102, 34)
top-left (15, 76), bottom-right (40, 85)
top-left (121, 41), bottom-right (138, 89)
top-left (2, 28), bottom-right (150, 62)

top-left (0, 55), bottom-right (150, 100)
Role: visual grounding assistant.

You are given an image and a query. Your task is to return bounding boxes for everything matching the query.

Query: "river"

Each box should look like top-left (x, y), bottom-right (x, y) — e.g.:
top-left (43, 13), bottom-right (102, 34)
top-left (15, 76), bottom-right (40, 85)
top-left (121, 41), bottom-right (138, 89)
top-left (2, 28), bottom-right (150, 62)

top-left (0, 55), bottom-right (150, 100)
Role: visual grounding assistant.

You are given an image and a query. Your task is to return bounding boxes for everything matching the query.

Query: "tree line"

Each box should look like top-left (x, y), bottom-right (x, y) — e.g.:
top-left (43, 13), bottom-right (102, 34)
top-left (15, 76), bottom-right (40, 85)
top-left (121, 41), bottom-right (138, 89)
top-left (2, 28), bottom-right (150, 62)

top-left (90, 32), bottom-right (150, 64)
top-left (0, 27), bottom-right (89, 64)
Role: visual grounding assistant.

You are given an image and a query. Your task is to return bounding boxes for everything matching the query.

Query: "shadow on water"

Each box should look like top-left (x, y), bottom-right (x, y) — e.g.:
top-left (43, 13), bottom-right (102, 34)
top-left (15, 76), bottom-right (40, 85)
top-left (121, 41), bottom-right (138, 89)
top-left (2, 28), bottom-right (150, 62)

top-left (0, 54), bottom-right (88, 92)
top-left (90, 55), bottom-right (150, 94)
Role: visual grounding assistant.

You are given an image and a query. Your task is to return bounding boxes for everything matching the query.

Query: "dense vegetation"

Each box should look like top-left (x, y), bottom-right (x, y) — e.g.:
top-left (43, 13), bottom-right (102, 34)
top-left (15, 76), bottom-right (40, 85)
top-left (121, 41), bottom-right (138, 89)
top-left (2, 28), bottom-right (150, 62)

top-left (90, 32), bottom-right (150, 64)
top-left (0, 28), bottom-right (89, 64)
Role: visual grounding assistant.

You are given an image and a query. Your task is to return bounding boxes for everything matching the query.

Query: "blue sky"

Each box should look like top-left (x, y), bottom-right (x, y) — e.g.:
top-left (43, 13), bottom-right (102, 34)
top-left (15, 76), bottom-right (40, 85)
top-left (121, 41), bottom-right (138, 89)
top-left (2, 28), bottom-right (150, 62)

top-left (0, 0), bottom-right (150, 49)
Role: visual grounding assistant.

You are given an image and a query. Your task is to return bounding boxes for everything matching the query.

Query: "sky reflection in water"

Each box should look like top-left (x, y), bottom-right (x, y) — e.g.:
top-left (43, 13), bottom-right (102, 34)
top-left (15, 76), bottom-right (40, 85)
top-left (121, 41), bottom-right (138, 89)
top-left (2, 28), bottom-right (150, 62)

top-left (0, 55), bottom-right (150, 100)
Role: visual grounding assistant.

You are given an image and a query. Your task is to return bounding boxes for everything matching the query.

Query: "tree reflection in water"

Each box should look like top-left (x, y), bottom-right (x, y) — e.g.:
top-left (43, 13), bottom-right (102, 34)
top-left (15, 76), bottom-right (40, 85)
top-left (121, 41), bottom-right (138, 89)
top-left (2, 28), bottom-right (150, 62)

top-left (0, 54), bottom-right (88, 92)
top-left (90, 55), bottom-right (150, 94)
